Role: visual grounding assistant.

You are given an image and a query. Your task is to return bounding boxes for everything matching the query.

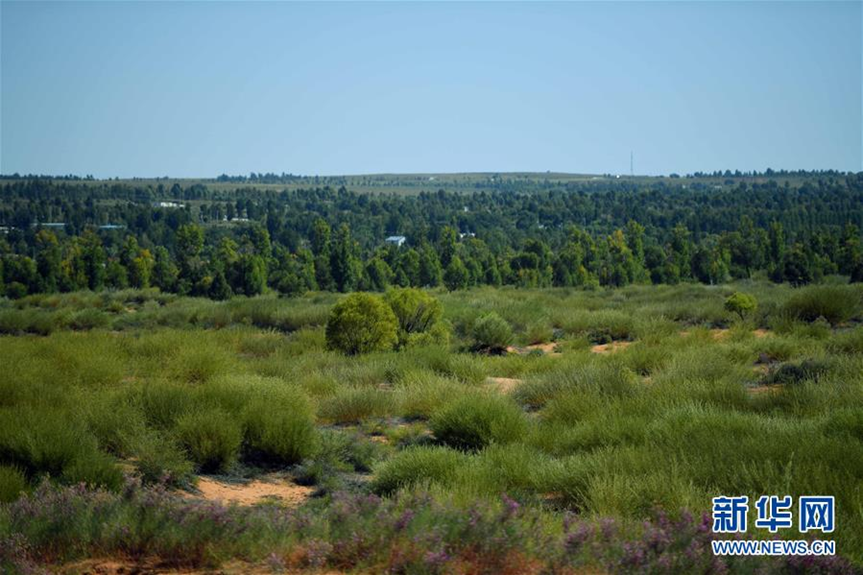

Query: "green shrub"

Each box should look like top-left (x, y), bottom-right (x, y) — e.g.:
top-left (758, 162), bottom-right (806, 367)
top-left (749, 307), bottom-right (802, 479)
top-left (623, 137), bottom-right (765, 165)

top-left (822, 408), bottom-right (863, 443)
top-left (767, 359), bottom-right (832, 386)
top-left (724, 292), bottom-right (757, 321)
top-left (68, 308), bottom-right (110, 330)
top-left (168, 341), bottom-right (231, 385)
top-left (129, 431), bottom-right (194, 486)
top-left (372, 446), bottom-right (466, 495)
top-left (60, 449), bottom-right (124, 490)
top-left (0, 465), bottom-right (28, 503)
top-left (460, 444), bottom-right (551, 496)
top-left (782, 285), bottom-right (861, 326)
top-left (538, 455), bottom-right (591, 509)
top-left (325, 293), bottom-right (398, 354)
top-left (194, 375), bottom-right (257, 416)
top-left (471, 312), bottom-right (513, 353)
top-left (396, 374), bottom-right (463, 420)
top-left (560, 309), bottom-right (634, 343)
top-left (85, 391), bottom-right (148, 457)
top-left (318, 388), bottom-right (395, 424)
top-left (524, 321), bottom-right (553, 345)
top-left (296, 429), bottom-right (383, 489)
top-left (442, 353), bottom-right (488, 384)
top-left (828, 326), bottom-right (863, 354)
top-left (430, 394), bottom-right (528, 450)
top-left (316, 429), bottom-right (381, 473)
top-left (139, 381), bottom-right (196, 429)
top-left (403, 321), bottom-right (451, 348)
top-left (513, 362), bottom-right (634, 409)
top-left (533, 413), bottom-right (650, 455)
top-left (753, 337), bottom-right (801, 362)
top-left (174, 408), bottom-right (243, 473)
top-left (0, 408), bottom-right (103, 481)
top-left (0, 308), bottom-right (63, 335)
top-left (619, 343), bottom-right (670, 376)
top-left (384, 288), bottom-right (443, 346)
top-left (243, 388), bottom-right (318, 465)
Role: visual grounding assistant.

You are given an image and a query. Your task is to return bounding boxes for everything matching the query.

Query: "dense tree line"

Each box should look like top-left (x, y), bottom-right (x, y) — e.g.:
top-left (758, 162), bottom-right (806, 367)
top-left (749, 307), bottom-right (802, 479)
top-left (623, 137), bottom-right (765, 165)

top-left (0, 174), bottom-right (861, 299)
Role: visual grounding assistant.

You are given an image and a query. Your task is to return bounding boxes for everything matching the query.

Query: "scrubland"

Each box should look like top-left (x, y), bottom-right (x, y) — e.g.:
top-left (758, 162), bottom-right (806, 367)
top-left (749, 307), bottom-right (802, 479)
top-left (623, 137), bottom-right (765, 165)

top-left (1, 281), bottom-right (862, 573)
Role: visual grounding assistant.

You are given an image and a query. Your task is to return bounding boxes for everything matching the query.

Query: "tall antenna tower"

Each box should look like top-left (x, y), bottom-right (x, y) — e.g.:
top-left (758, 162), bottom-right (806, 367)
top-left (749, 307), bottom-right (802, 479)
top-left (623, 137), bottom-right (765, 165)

top-left (630, 151), bottom-right (634, 177)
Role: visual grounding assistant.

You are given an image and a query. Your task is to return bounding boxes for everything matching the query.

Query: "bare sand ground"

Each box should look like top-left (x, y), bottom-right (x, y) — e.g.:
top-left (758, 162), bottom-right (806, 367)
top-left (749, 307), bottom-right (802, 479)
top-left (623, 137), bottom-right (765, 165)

top-left (183, 475), bottom-right (313, 507)
top-left (485, 376), bottom-right (523, 394)
top-left (590, 341), bottom-right (632, 354)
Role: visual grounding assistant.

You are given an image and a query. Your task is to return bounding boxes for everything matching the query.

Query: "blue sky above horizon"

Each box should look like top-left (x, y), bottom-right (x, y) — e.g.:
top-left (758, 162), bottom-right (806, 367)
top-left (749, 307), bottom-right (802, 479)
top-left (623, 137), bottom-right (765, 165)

top-left (1, 1), bottom-right (861, 178)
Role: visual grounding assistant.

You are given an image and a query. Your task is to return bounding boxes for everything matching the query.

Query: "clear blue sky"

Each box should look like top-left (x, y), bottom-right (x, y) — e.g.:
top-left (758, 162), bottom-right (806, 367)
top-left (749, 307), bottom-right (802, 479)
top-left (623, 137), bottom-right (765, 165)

top-left (1, 1), bottom-right (860, 177)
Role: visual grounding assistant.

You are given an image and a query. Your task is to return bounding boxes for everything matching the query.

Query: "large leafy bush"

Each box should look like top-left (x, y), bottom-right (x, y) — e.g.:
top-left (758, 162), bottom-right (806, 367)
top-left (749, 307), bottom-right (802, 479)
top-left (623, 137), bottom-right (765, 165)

top-left (471, 312), bottom-right (513, 353)
top-left (384, 287), bottom-right (444, 347)
top-left (325, 293), bottom-right (398, 354)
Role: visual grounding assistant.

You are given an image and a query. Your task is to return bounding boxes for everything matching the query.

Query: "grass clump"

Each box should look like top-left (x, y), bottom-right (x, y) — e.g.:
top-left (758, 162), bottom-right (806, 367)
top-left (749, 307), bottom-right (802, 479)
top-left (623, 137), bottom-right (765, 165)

top-left (781, 285), bottom-right (861, 325)
top-left (243, 388), bottom-right (318, 465)
top-left (430, 394), bottom-right (528, 450)
top-left (396, 373), bottom-right (463, 420)
top-left (766, 358), bottom-right (832, 386)
top-left (129, 432), bottom-right (194, 486)
top-left (318, 388), bottom-right (396, 424)
top-left (459, 444), bottom-right (551, 497)
top-left (139, 381), bottom-right (197, 429)
top-left (296, 429), bottom-right (383, 489)
top-left (560, 309), bottom-right (634, 343)
top-left (174, 408), bottom-right (243, 473)
top-left (0, 465), bottom-right (28, 502)
top-left (514, 362), bottom-right (635, 409)
top-left (372, 445), bottom-right (466, 494)
top-left (828, 326), bottom-right (863, 354)
top-left (0, 408), bottom-right (123, 490)
top-left (470, 312), bottom-right (513, 353)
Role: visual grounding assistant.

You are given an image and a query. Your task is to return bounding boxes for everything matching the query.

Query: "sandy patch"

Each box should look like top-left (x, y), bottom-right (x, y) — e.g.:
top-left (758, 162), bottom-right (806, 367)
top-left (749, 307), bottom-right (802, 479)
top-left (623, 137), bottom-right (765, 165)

top-left (590, 341), bottom-right (631, 354)
top-left (185, 475), bottom-right (312, 507)
top-left (679, 328), bottom-right (728, 340)
top-left (486, 376), bottom-right (523, 394)
top-left (681, 328), bottom-right (771, 341)
top-left (526, 342), bottom-right (561, 355)
top-left (506, 343), bottom-right (561, 356)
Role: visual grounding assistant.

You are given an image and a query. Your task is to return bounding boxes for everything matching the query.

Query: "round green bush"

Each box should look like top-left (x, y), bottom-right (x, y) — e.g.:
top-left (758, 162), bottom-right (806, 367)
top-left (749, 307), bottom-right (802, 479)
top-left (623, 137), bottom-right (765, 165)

top-left (384, 288), bottom-right (443, 345)
top-left (243, 387), bottom-right (319, 465)
top-left (325, 293), bottom-right (398, 354)
top-left (371, 445), bottom-right (467, 495)
top-left (175, 408), bottom-right (243, 473)
top-left (724, 292), bottom-right (757, 320)
top-left (0, 465), bottom-right (28, 503)
top-left (430, 394), bottom-right (528, 451)
top-left (471, 312), bottom-right (513, 353)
